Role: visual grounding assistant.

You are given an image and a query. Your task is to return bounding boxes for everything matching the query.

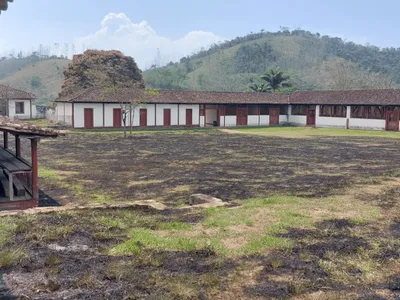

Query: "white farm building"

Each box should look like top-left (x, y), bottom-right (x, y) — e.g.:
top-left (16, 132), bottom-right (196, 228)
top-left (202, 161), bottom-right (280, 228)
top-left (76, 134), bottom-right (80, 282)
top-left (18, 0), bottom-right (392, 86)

top-left (0, 85), bottom-right (37, 120)
top-left (54, 88), bottom-right (400, 131)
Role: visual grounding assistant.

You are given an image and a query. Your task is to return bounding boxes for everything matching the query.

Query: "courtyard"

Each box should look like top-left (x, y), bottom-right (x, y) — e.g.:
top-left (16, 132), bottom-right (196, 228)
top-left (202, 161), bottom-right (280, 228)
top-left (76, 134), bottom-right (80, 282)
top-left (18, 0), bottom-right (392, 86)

top-left (0, 127), bottom-right (399, 299)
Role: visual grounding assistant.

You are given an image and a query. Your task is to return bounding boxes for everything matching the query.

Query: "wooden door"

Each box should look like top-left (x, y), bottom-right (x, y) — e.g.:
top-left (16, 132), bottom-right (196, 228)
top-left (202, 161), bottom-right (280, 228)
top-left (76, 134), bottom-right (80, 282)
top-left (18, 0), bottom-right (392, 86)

top-left (237, 108), bottom-right (248, 126)
top-left (386, 110), bottom-right (400, 131)
top-left (186, 109), bottom-right (193, 126)
top-left (164, 109), bottom-right (171, 126)
top-left (113, 108), bottom-right (122, 128)
top-left (269, 108), bottom-right (280, 125)
top-left (84, 108), bottom-right (94, 129)
top-left (140, 109), bottom-right (147, 127)
top-left (306, 106), bottom-right (316, 126)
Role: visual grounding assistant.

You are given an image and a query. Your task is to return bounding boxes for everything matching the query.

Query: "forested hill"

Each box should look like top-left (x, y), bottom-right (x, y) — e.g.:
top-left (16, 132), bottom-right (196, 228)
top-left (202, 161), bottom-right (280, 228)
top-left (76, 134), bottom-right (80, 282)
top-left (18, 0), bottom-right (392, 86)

top-left (0, 56), bottom-right (70, 105)
top-left (143, 29), bottom-right (400, 92)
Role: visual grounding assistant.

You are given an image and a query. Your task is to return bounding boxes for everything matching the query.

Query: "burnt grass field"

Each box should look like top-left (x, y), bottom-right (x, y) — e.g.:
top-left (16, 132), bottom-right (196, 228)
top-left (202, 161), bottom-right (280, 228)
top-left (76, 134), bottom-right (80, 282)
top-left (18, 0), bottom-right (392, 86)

top-left (36, 130), bottom-right (400, 205)
top-left (0, 129), bottom-right (399, 299)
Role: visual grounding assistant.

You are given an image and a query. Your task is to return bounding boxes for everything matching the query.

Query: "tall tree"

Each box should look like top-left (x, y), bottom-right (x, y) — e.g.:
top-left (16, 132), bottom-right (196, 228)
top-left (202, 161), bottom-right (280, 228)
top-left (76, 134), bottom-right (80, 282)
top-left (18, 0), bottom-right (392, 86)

top-left (248, 83), bottom-right (271, 93)
top-left (0, 0), bottom-right (13, 14)
top-left (260, 68), bottom-right (291, 93)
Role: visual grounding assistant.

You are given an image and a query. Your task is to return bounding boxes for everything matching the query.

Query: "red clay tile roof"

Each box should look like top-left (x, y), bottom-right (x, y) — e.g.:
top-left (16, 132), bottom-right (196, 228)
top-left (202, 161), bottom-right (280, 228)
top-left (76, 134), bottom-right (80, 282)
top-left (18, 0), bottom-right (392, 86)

top-left (0, 85), bottom-right (35, 100)
top-left (291, 89), bottom-right (400, 105)
top-left (55, 88), bottom-right (290, 104)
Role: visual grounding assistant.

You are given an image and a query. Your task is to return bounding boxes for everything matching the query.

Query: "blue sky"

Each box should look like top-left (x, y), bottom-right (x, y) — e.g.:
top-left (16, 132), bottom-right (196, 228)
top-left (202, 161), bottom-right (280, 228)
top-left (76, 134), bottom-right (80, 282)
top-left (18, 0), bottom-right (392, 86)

top-left (1, 0), bottom-right (399, 67)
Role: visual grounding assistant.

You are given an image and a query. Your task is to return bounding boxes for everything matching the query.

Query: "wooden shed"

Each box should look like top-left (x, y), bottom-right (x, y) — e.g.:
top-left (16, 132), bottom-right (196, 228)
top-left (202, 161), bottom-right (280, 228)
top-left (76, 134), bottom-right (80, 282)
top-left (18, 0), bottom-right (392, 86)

top-left (0, 118), bottom-right (61, 210)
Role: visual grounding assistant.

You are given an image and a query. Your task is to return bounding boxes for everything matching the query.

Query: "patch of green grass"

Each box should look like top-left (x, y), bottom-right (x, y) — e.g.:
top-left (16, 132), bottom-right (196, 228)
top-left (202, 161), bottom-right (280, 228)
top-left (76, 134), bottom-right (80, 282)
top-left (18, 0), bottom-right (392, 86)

top-left (158, 222), bottom-right (193, 231)
top-left (232, 127), bottom-right (400, 139)
top-left (241, 196), bottom-right (300, 209)
top-left (203, 207), bottom-right (254, 228)
top-left (0, 218), bottom-right (17, 248)
top-left (109, 228), bottom-right (199, 255)
top-left (0, 248), bottom-right (27, 268)
top-left (39, 167), bottom-right (61, 180)
top-left (96, 217), bottom-right (127, 230)
top-left (239, 236), bottom-right (292, 254)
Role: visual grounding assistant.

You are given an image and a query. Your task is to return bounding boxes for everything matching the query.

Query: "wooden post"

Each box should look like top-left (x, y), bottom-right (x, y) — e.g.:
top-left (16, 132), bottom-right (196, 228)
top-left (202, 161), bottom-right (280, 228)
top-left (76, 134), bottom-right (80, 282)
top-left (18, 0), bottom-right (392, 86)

top-left (31, 138), bottom-right (39, 200)
top-left (15, 135), bottom-right (21, 158)
top-left (3, 132), bottom-right (8, 149)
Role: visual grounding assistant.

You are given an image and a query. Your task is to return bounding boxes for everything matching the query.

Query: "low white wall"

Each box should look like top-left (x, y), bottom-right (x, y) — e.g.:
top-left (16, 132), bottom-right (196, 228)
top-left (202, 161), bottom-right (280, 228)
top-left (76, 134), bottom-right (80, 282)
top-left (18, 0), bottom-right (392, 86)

top-left (178, 104), bottom-right (199, 125)
top-left (74, 103), bottom-right (103, 128)
top-left (279, 115), bottom-right (289, 124)
top-left (156, 104), bottom-right (178, 126)
top-left (8, 99), bottom-right (32, 120)
top-left (248, 115), bottom-right (259, 126)
top-left (200, 116), bottom-right (205, 127)
top-left (289, 115), bottom-right (307, 125)
top-left (349, 118), bottom-right (386, 130)
top-left (224, 116), bottom-right (237, 127)
top-left (316, 116), bottom-right (347, 128)
top-left (219, 116), bottom-right (225, 127)
top-left (260, 115), bottom-right (269, 126)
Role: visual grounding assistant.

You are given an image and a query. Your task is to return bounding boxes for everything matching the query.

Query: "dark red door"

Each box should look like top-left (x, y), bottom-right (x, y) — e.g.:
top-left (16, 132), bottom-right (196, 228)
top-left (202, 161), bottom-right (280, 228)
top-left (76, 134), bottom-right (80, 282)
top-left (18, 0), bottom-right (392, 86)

top-left (186, 109), bottom-right (193, 126)
top-left (386, 110), bottom-right (399, 131)
top-left (269, 108), bottom-right (280, 125)
top-left (113, 108), bottom-right (122, 128)
top-left (164, 109), bottom-right (171, 126)
top-left (140, 109), bottom-right (147, 127)
top-left (84, 108), bottom-right (94, 129)
top-left (306, 106), bottom-right (316, 126)
top-left (237, 108), bottom-right (248, 126)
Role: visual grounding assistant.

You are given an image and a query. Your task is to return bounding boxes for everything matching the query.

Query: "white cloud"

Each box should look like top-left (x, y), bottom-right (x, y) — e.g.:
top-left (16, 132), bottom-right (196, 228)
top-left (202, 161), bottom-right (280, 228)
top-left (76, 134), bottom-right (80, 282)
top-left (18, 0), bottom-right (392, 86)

top-left (75, 13), bottom-right (224, 69)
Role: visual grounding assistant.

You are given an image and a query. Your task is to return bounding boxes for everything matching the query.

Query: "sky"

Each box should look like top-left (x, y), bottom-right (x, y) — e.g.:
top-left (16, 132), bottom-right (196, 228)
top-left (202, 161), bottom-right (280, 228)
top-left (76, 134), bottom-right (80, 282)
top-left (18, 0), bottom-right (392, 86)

top-left (1, 0), bottom-right (399, 68)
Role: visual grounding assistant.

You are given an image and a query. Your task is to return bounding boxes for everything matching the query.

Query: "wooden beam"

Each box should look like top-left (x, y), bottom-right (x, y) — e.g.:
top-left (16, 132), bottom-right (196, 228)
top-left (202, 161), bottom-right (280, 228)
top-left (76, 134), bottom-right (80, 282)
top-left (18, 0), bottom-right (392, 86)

top-left (3, 132), bottom-right (8, 149)
top-left (15, 134), bottom-right (21, 158)
top-left (31, 138), bottom-right (39, 200)
top-left (72, 103), bottom-right (75, 128)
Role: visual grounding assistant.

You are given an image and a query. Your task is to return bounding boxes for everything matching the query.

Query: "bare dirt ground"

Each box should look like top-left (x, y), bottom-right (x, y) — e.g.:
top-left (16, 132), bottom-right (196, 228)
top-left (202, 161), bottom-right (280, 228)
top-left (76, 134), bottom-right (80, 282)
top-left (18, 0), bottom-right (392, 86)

top-left (1, 130), bottom-right (398, 299)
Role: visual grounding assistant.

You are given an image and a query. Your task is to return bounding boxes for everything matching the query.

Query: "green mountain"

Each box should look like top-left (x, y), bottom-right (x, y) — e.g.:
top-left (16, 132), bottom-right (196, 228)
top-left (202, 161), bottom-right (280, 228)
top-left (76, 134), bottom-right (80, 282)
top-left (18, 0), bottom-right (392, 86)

top-left (0, 56), bottom-right (70, 105)
top-left (144, 29), bottom-right (400, 92)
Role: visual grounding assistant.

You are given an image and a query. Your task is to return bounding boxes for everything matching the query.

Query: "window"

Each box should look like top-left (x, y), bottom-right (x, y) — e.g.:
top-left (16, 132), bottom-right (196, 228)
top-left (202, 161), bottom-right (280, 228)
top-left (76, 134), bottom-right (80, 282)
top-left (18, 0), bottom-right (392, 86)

top-left (259, 105), bottom-right (270, 115)
top-left (248, 105), bottom-right (259, 115)
top-left (226, 105), bottom-right (237, 116)
top-left (278, 105), bottom-right (288, 115)
top-left (291, 105), bottom-right (307, 115)
top-left (320, 105), bottom-right (332, 117)
top-left (332, 105), bottom-right (347, 117)
top-left (15, 102), bottom-right (24, 114)
top-left (351, 106), bottom-right (385, 119)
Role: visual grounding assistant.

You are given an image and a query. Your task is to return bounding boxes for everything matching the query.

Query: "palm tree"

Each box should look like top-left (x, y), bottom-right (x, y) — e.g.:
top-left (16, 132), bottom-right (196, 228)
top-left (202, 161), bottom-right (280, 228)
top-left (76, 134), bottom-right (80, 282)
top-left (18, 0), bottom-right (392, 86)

top-left (260, 68), bottom-right (291, 93)
top-left (248, 82), bottom-right (271, 93)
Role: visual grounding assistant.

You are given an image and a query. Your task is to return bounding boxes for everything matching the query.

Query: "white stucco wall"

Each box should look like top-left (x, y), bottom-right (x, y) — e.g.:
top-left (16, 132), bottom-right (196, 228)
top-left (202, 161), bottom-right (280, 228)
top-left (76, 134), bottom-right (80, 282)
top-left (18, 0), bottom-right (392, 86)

top-left (178, 104), bottom-right (199, 125)
top-left (260, 115), bottom-right (269, 126)
top-left (349, 118), bottom-right (386, 130)
top-left (132, 104), bottom-right (155, 126)
top-left (279, 115), bottom-right (289, 124)
top-left (74, 103), bottom-right (103, 128)
top-left (316, 116), bottom-right (347, 128)
top-left (289, 115), bottom-right (307, 125)
top-left (8, 100), bottom-right (32, 120)
top-left (247, 115), bottom-right (259, 126)
top-left (219, 116), bottom-right (225, 127)
top-left (155, 104), bottom-right (178, 126)
top-left (225, 116), bottom-right (237, 127)
top-left (200, 116), bottom-right (205, 127)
